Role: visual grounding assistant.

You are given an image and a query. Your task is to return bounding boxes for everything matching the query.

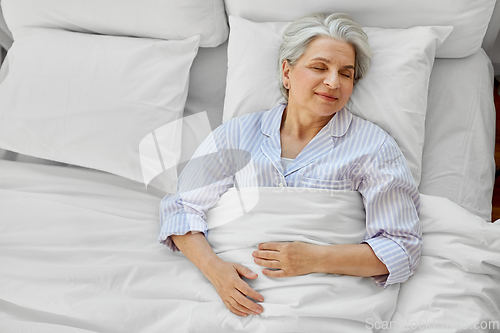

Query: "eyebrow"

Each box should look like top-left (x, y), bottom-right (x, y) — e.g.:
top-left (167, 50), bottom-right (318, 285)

top-left (310, 57), bottom-right (355, 70)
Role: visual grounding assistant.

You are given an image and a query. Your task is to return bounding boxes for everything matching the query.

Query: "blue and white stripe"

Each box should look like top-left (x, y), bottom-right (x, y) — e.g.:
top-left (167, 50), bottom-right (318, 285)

top-left (159, 103), bottom-right (421, 287)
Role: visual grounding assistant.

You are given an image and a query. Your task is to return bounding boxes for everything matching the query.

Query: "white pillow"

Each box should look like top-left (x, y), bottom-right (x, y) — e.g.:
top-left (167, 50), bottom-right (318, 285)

top-left (0, 28), bottom-right (200, 193)
top-left (223, 16), bottom-right (453, 185)
top-left (1, 0), bottom-right (228, 47)
top-left (224, 0), bottom-right (495, 58)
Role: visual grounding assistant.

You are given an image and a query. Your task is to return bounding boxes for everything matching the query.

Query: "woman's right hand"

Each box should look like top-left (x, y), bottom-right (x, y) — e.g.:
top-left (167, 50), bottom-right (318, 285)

top-left (204, 259), bottom-right (264, 317)
top-left (170, 232), bottom-right (264, 317)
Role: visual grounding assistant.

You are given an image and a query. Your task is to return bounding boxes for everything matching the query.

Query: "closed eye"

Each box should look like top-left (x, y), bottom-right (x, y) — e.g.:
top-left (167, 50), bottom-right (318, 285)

top-left (308, 62), bottom-right (327, 71)
top-left (341, 70), bottom-right (353, 78)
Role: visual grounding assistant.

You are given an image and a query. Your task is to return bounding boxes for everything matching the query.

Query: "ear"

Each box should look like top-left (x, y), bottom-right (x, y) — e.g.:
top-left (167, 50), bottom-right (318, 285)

top-left (282, 60), bottom-right (291, 89)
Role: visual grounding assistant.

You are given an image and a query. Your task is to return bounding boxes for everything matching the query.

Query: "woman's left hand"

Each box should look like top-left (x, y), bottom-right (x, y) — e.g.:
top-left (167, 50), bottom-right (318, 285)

top-left (252, 241), bottom-right (323, 278)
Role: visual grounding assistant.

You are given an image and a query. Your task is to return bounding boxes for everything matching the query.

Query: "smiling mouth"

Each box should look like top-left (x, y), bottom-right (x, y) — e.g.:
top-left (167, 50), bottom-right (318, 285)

top-left (315, 93), bottom-right (338, 101)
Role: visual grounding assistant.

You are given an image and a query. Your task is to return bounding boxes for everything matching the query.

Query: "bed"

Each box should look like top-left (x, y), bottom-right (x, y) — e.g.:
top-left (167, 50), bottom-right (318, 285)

top-left (0, 1), bottom-right (499, 332)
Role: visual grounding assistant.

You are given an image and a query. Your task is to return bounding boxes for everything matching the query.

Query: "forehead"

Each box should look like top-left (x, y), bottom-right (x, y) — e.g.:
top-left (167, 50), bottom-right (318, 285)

top-left (301, 37), bottom-right (355, 66)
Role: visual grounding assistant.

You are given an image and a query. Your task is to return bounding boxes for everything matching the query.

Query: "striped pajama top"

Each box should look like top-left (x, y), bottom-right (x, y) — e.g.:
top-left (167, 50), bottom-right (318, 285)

top-left (159, 103), bottom-right (422, 287)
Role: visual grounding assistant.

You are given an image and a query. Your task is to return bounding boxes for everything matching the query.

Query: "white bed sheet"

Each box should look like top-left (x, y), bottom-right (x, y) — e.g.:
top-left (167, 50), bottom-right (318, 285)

top-left (419, 48), bottom-right (496, 221)
top-left (1, 159), bottom-right (499, 332)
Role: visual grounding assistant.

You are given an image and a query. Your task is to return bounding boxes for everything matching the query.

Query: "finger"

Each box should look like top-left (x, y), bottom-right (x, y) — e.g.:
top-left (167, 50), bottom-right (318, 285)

top-left (262, 268), bottom-right (288, 278)
top-left (231, 291), bottom-right (264, 315)
top-left (234, 279), bottom-right (265, 303)
top-left (254, 257), bottom-right (281, 269)
top-left (258, 242), bottom-right (282, 251)
top-left (228, 296), bottom-right (256, 315)
top-left (234, 263), bottom-right (258, 280)
top-left (252, 250), bottom-right (279, 260)
top-left (223, 299), bottom-right (249, 317)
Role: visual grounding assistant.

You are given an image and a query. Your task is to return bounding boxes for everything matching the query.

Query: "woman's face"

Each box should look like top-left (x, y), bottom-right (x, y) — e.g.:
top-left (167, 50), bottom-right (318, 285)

top-left (283, 37), bottom-right (356, 118)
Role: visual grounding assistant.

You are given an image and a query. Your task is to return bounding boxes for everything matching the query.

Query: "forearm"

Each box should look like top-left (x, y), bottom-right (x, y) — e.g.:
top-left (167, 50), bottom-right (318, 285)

top-left (253, 241), bottom-right (389, 279)
top-left (315, 243), bottom-right (389, 277)
top-left (170, 232), bottom-right (222, 276)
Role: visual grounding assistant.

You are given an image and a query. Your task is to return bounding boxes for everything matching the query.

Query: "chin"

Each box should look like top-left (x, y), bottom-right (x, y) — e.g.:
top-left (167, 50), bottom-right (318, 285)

top-left (315, 104), bottom-right (343, 117)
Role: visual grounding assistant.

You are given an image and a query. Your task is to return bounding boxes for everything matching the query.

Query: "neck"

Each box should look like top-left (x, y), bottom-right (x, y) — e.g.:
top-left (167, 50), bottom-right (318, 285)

top-left (280, 105), bottom-right (335, 140)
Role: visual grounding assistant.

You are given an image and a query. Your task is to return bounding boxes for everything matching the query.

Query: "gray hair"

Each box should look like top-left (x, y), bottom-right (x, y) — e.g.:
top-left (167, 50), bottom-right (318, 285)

top-left (279, 12), bottom-right (371, 101)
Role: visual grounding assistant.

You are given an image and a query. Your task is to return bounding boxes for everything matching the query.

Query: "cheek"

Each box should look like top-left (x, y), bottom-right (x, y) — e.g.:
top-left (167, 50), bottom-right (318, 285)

top-left (292, 67), bottom-right (322, 84)
top-left (290, 72), bottom-right (316, 98)
top-left (342, 82), bottom-right (354, 98)
top-left (292, 71), bottom-right (314, 88)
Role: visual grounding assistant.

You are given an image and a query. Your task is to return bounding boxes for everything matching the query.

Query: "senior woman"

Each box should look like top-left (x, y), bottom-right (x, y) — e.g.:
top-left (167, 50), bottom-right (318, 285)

top-left (159, 13), bottom-right (421, 317)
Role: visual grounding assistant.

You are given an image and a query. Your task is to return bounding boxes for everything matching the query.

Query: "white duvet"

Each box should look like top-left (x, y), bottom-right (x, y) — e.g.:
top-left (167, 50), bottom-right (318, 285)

top-left (0, 160), bottom-right (499, 332)
top-left (204, 187), bottom-right (399, 332)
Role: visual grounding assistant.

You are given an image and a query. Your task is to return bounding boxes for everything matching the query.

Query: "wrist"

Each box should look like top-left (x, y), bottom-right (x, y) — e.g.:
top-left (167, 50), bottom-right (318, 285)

top-left (199, 253), bottom-right (223, 278)
top-left (171, 231), bottom-right (222, 278)
top-left (315, 244), bottom-right (335, 274)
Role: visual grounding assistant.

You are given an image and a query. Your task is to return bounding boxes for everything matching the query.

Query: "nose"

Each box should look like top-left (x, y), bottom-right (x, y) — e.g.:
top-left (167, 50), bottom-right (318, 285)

top-left (324, 73), bottom-right (340, 89)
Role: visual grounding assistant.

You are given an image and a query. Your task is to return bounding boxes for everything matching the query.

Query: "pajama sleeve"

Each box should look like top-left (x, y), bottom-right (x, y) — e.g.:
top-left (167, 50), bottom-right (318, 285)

top-left (358, 134), bottom-right (422, 288)
top-left (158, 123), bottom-right (238, 251)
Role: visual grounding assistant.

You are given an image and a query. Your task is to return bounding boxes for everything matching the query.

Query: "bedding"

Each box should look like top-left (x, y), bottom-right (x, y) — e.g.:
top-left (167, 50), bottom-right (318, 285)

top-left (184, 42), bottom-right (228, 130)
top-left (1, 0), bottom-right (228, 47)
top-left (0, 159), bottom-right (499, 332)
top-left (0, 27), bottom-right (200, 193)
top-left (0, 3), bottom-right (11, 51)
top-left (419, 49), bottom-right (496, 221)
top-left (223, 16), bottom-right (452, 186)
top-left (205, 187), bottom-right (400, 331)
top-left (0, 0), bottom-right (499, 331)
top-left (223, 0), bottom-right (497, 58)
